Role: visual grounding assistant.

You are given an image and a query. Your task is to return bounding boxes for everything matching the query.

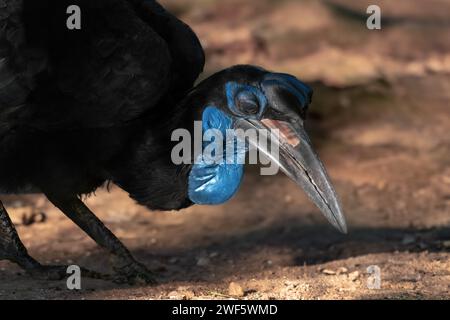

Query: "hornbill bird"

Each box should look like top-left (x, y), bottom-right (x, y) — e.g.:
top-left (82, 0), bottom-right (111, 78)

top-left (0, 0), bottom-right (347, 283)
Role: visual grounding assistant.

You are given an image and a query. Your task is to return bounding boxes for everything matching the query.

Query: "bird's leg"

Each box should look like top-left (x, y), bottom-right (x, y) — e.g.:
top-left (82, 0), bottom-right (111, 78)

top-left (45, 194), bottom-right (156, 285)
top-left (0, 200), bottom-right (102, 280)
top-left (0, 200), bottom-right (41, 271)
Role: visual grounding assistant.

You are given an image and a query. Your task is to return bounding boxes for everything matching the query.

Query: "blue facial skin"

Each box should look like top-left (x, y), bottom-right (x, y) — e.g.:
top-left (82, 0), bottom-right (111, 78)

top-left (188, 82), bottom-right (268, 205)
top-left (188, 106), bottom-right (246, 205)
top-left (188, 77), bottom-right (310, 205)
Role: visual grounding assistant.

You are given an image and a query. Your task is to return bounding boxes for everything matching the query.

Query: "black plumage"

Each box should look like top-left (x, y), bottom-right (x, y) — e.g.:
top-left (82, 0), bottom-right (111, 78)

top-left (0, 0), bottom-right (346, 283)
top-left (1, 0), bottom-right (204, 207)
top-left (1, 0), bottom-right (207, 282)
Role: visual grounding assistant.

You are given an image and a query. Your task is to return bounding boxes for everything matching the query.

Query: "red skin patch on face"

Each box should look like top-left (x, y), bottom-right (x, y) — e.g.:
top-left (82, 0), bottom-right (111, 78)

top-left (261, 119), bottom-right (300, 147)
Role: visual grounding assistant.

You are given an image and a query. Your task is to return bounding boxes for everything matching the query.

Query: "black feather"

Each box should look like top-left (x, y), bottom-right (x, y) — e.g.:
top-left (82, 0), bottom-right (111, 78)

top-left (0, 0), bottom-right (204, 210)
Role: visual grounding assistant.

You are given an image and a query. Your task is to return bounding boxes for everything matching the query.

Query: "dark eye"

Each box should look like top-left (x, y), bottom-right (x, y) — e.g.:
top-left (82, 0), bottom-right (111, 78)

top-left (235, 91), bottom-right (260, 115)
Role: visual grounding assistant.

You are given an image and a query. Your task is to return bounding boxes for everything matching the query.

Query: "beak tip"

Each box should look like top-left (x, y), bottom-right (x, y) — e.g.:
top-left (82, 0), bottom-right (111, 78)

top-left (338, 223), bottom-right (348, 234)
top-left (332, 210), bottom-right (348, 234)
top-left (327, 207), bottom-right (348, 234)
top-left (334, 215), bottom-right (348, 234)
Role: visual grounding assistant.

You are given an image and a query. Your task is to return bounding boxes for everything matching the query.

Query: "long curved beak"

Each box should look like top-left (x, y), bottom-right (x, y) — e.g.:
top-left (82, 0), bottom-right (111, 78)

top-left (234, 118), bottom-right (347, 233)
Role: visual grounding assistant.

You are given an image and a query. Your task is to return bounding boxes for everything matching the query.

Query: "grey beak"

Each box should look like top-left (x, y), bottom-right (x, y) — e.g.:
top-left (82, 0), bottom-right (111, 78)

top-left (234, 118), bottom-right (347, 233)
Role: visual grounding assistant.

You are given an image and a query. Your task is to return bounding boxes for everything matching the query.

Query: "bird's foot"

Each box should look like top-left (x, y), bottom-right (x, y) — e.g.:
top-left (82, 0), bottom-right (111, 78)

top-left (113, 261), bottom-right (157, 285)
top-left (28, 265), bottom-right (105, 281)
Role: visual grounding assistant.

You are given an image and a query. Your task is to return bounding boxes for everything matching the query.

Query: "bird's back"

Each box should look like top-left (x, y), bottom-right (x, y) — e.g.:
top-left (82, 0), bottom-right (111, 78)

top-left (0, 0), bottom-right (204, 195)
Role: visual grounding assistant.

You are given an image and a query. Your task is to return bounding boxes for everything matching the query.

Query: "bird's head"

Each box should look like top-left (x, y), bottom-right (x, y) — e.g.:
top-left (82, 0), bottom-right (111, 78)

top-left (177, 65), bottom-right (347, 233)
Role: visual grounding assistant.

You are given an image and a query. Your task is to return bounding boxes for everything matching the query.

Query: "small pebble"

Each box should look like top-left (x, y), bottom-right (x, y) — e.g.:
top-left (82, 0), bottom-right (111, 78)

top-left (183, 290), bottom-right (195, 300)
top-left (168, 291), bottom-right (181, 300)
top-left (228, 282), bottom-right (245, 297)
top-left (337, 267), bottom-right (348, 275)
top-left (209, 252), bottom-right (219, 258)
top-left (348, 271), bottom-right (360, 281)
top-left (175, 287), bottom-right (195, 300)
top-left (197, 257), bottom-right (210, 267)
top-left (322, 269), bottom-right (336, 275)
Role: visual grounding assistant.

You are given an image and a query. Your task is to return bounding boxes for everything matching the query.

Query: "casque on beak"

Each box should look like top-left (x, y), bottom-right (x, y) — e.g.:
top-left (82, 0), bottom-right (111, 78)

top-left (233, 73), bottom-right (347, 233)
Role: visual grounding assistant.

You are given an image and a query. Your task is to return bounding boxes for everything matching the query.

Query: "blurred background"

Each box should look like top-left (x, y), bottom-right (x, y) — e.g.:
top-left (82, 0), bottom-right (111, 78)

top-left (1, 0), bottom-right (449, 299)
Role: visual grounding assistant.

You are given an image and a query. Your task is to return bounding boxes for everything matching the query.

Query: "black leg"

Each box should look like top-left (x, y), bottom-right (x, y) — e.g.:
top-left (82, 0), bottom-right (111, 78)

top-left (45, 194), bottom-right (156, 284)
top-left (0, 201), bottom-right (40, 270)
top-left (0, 200), bottom-right (102, 280)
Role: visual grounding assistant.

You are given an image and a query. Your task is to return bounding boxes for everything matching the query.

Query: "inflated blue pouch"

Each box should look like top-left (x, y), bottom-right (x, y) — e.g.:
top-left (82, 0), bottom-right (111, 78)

top-left (188, 106), bottom-right (245, 205)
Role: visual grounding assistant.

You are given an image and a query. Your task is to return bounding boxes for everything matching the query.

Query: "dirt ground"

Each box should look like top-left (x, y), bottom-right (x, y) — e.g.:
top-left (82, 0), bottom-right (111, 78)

top-left (1, 0), bottom-right (449, 299)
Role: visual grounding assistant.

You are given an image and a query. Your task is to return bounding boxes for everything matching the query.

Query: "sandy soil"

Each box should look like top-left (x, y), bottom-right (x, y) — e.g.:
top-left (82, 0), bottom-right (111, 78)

top-left (0, 0), bottom-right (449, 299)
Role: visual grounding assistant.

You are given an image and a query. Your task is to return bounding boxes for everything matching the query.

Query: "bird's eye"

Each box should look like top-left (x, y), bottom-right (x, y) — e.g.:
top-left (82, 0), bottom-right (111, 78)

top-left (235, 91), bottom-right (260, 116)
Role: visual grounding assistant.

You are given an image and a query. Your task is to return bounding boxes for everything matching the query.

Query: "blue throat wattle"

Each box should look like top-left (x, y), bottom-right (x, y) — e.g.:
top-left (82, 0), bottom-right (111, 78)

top-left (188, 106), bottom-right (245, 205)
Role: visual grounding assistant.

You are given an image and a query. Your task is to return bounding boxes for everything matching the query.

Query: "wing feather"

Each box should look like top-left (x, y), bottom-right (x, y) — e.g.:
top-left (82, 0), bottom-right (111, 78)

top-left (1, 0), bottom-right (175, 131)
